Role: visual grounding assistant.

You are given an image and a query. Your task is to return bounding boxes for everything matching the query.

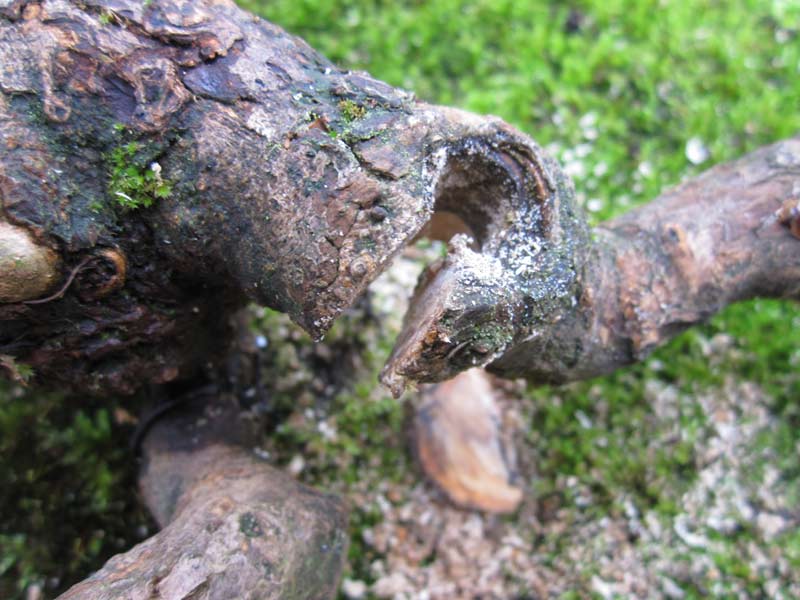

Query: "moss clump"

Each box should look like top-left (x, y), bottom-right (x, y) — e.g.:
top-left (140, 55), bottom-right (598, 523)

top-left (0, 383), bottom-right (150, 599)
top-left (239, 512), bottom-right (264, 538)
top-left (107, 142), bottom-right (172, 210)
top-left (337, 100), bottom-right (367, 122)
top-left (0, 356), bottom-right (34, 385)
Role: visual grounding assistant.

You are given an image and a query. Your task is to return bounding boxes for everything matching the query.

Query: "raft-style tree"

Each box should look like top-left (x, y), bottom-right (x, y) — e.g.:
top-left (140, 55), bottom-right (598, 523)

top-left (1, 0), bottom-right (798, 597)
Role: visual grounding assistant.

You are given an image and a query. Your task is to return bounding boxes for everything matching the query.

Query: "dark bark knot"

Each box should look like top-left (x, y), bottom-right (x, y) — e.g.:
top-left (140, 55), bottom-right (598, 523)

top-left (777, 199), bottom-right (800, 239)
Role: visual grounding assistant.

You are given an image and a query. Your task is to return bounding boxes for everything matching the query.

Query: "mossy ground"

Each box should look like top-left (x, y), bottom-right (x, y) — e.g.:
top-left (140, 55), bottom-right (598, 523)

top-left (2, 1), bottom-right (800, 598)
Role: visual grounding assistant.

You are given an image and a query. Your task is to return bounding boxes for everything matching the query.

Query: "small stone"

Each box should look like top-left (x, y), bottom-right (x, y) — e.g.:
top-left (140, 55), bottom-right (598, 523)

top-left (369, 206), bottom-right (389, 222)
top-left (586, 198), bottom-right (603, 212)
top-left (757, 512), bottom-right (787, 540)
top-left (591, 575), bottom-right (616, 600)
top-left (661, 576), bottom-right (685, 599)
top-left (287, 454), bottom-right (305, 476)
top-left (372, 572), bottom-right (410, 597)
top-left (685, 137), bottom-right (710, 165)
top-left (342, 578), bottom-right (368, 599)
top-left (25, 583), bottom-right (43, 600)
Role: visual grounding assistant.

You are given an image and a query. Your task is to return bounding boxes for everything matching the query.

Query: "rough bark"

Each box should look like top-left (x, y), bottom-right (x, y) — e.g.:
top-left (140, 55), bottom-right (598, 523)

top-left (58, 392), bottom-right (348, 600)
top-left (385, 137), bottom-right (800, 389)
top-left (0, 0), bottom-right (797, 594)
top-left (0, 0), bottom-right (581, 398)
top-left (1, 0), bottom-right (798, 394)
top-left (488, 137), bottom-right (800, 383)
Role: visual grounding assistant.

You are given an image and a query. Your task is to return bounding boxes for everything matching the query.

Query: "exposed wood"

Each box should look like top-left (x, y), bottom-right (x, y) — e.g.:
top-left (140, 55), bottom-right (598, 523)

top-left (1, 0), bottom-right (797, 394)
top-left (1, 1), bottom-right (798, 593)
top-left (414, 368), bottom-right (522, 514)
top-left (0, 0), bottom-right (578, 398)
top-left (59, 392), bottom-right (348, 600)
top-left (0, 220), bottom-right (60, 302)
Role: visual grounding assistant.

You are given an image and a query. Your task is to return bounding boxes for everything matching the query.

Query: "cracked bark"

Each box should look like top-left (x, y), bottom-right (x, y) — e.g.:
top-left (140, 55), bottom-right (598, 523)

top-left (1, 0), bottom-right (576, 397)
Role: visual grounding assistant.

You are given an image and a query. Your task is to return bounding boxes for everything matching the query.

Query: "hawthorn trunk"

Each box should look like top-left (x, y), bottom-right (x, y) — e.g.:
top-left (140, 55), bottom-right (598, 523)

top-left (2, 0), bottom-right (799, 597)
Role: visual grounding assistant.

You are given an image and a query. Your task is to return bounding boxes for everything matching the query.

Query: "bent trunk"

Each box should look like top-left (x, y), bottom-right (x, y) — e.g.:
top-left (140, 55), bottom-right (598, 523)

top-left (58, 392), bottom-right (348, 600)
top-left (2, 0), bottom-right (796, 394)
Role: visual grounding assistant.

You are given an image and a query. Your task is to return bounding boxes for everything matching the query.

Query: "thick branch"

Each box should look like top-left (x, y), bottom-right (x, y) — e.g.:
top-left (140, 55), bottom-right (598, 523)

top-left (0, 0), bottom-right (575, 396)
top-left (2, 0), bottom-right (797, 395)
top-left (385, 136), bottom-right (800, 388)
top-left (58, 394), bottom-right (348, 600)
top-left (489, 137), bottom-right (800, 382)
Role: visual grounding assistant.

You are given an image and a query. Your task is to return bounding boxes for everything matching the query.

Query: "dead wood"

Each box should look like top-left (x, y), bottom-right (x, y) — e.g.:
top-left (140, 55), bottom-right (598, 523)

top-left (0, 0), bottom-right (579, 398)
top-left (0, 0), bottom-right (796, 596)
top-left (1, 0), bottom-right (797, 394)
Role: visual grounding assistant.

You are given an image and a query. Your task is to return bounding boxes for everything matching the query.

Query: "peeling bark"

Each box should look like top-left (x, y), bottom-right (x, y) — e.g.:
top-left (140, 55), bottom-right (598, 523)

top-left (58, 392), bottom-right (348, 600)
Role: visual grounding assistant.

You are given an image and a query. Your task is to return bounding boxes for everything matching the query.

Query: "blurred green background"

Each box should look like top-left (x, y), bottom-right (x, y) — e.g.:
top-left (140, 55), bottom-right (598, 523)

top-left (2, 1), bottom-right (799, 597)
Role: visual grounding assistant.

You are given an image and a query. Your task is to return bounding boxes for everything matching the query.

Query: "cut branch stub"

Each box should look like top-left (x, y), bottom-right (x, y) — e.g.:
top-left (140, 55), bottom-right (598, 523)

top-left (0, 0), bottom-right (590, 394)
top-left (381, 121), bottom-right (590, 395)
top-left (2, 0), bottom-right (798, 396)
top-left (389, 136), bottom-right (800, 389)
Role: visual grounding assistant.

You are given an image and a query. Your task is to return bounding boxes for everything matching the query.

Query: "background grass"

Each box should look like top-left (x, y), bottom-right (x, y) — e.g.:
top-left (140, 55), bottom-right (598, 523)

top-left (2, 0), bottom-right (799, 597)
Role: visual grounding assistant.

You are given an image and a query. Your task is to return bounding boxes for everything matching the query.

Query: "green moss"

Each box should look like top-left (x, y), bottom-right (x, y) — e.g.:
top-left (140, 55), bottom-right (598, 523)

top-left (0, 383), bottom-right (150, 598)
top-left (239, 512), bottom-right (264, 538)
top-left (337, 100), bottom-right (367, 122)
top-left (0, 356), bottom-right (34, 385)
top-left (106, 141), bottom-right (172, 211)
top-left (5, 1), bottom-right (800, 597)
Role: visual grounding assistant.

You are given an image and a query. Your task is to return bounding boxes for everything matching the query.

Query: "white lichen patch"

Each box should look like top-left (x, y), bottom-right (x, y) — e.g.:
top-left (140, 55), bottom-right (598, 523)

top-left (245, 107), bottom-right (277, 141)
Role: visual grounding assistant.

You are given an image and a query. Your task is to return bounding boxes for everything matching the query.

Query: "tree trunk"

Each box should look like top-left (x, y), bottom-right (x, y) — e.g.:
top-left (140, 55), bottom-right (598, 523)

top-left (5, 0), bottom-right (795, 395)
top-left (58, 391), bottom-right (348, 600)
top-left (0, 0), bottom-right (579, 398)
top-left (3, 0), bottom-right (799, 595)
